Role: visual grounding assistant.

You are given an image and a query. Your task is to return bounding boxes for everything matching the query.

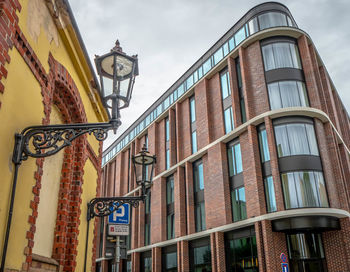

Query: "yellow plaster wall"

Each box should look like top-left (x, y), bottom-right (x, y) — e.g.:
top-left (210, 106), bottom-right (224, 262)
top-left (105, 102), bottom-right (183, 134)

top-left (75, 159), bottom-right (98, 272)
top-left (0, 48), bottom-right (44, 269)
top-left (17, 0), bottom-right (101, 155)
top-left (32, 105), bottom-right (64, 258)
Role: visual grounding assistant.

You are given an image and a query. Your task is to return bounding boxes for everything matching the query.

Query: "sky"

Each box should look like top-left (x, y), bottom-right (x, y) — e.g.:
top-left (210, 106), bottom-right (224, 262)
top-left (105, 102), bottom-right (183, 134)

top-left (69, 0), bottom-right (350, 150)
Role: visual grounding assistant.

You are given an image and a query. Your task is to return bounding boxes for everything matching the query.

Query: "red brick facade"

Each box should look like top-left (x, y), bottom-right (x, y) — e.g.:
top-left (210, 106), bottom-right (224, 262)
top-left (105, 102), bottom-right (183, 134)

top-left (100, 3), bottom-right (350, 272)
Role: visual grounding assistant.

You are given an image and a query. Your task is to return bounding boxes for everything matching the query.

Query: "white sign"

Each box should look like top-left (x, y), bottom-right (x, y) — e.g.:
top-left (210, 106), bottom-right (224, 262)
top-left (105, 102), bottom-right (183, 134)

top-left (108, 224), bottom-right (129, 236)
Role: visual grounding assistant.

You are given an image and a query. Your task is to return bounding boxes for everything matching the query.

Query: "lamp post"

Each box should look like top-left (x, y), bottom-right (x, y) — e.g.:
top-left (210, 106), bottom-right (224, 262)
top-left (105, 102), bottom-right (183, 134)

top-left (0, 41), bottom-right (138, 272)
top-left (86, 144), bottom-right (156, 271)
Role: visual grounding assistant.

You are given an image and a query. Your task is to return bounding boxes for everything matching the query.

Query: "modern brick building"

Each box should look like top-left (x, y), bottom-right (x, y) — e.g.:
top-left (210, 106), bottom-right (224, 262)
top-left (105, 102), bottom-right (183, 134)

top-left (98, 2), bottom-right (350, 271)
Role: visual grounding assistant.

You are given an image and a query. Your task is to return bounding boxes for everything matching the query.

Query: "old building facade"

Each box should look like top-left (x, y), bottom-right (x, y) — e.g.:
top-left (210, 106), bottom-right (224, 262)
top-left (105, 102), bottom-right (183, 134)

top-left (0, 0), bottom-right (107, 271)
top-left (100, 2), bottom-right (350, 272)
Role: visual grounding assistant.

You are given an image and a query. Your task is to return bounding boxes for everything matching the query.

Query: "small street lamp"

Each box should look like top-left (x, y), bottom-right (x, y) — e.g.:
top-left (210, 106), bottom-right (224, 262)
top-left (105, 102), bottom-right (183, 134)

top-left (0, 41), bottom-right (138, 272)
top-left (132, 144), bottom-right (157, 196)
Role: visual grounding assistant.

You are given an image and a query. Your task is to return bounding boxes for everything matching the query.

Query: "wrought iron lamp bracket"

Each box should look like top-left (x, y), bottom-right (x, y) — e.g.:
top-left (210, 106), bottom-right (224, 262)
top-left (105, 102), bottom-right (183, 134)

top-left (87, 195), bottom-right (145, 221)
top-left (12, 121), bottom-right (119, 165)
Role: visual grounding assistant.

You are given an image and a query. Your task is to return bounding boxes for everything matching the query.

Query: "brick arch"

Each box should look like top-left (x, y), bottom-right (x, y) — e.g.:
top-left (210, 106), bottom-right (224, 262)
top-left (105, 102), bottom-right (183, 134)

top-left (24, 54), bottom-right (90, 271)
top-left (48, 54), bottom-right (89, 271)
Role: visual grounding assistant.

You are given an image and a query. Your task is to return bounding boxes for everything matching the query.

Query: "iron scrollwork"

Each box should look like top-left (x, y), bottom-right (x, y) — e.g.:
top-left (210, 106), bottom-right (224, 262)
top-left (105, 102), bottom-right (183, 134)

top-left (87, 196), bottom-right (145, 221)
top-left (12, 122), bottom-right (115, 165)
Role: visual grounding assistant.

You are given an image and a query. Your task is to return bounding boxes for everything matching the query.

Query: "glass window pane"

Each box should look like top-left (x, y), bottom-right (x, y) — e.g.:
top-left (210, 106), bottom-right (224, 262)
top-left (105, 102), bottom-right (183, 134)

top-left (264, 176), bottom-right (277, 212)
top-left (166, 149), bottom-right (170, 169)
top-left (193, 70), bottom-right (198, 83)
top-left (195, 202), bottom-right (206, 232)
top-left (314, 172), bottom-right (329, 207)
top-left (290, 43), bottom-right (302, 69)
top-left (273, 43), bottom-right (294, 68)
top-left (223, 42), bottom-right (229, 56)
top-left (234, 143), bottom-right (243, 173)
top-left (193, 245), bottom-right (211, 266)
top-left (248, 17), bottom-right (259, 34)
top-left (227, 146), bottom-right (236, 176)
top-left (164, 97), bottom-right (170, 109)
top-left (165, 252), bottom-right (177, 269)
top-left (177, 84), bottom-right (184, 97)
top-left (259, 12), bottom-right (287, 30)
top-left (198, 66), bottom-right (203, 79)
top-left (190, 98), bottom-right (196, 123)
top-left (275, 125), bottom-right (291, 157)
top-left (214, 48), bottom-right (224, 65)
top-left (262, 44), bottom-right (275, 71)
top-left (279, 81), bottom-right (301, 108)
top-left (187, 75), bottom-right (194, 89)
top-left (165, 118), bottom-right (170, 141)
top-left (305, 124), bottom-right (319, 156)
top-left (229, 37), bottom-right (235, 51)
top-left (167, 178), bottom-right (174, 204)
top-left (287, 124), bottom-right (310, 155)
top-left (224, 107), bottom-right (234, 134)
top-left (297, 81), bottom-right (309, 107)
top-left (259, 129), bottom-right (270, 162)
top-left (220, 71), bottom-right (230, 99)
top-left (282, 172), bottom-right (298, 209)
top-left (203, 58), bottom-right (212, 75)
top-left (192, 131), bottom-right (197, 154)
top-left (235, 27), bottom-right (246, 45)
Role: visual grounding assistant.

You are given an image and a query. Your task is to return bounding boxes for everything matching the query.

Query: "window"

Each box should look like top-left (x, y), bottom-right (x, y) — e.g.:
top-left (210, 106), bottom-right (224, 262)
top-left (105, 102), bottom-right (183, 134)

top-left (224, 107), bottom-right (234, 133)
top-left (248, 17), bottom-right (259, 35)
top-left (191, 131), bottom-right (198, 154)
top-left (214, 48), bottom-right (224, 65)
top-left (141, 251), bottom-right (152, 272)
top-left (193, 160), bottom-right (206, 232)
top-left (190, 96), bottom-right (196, 123)
top-left (268, 81), bottom-right (309, 110)
top-left (258, 129), bottom-right (270, 163)
top-left (166, 176), bottom-right (175, 240)
top-left (203, 57), bottom-right (212, 75)
top-left (225, 231), bottom-right (258, 272)
top-left (162, 246), bottom-right (177, 272)
top-left (235, 58), bottom-right (246, 123)
top-left (220, 69), bottom-right (234, 134)
top-left (274, 122), bottom-right (319, 157)
top-left (220, 70), bottom-right (231, 99)
top-left (258, 12), bottom-right (288, 30)
top-left (165, 117), bottom-right (170, 170)
top-left (262, 42), bottom-right (301, 71)
top-left (231, 187), bottom-right (247, 222)
top-left (144, 191), bottom-right (151, 246)
top-left (190, 96), bottom-right (197, 154)
top-left (190, 239), bottom-right (212, 272)
top-left (264, 176), bottom-right (277, 212)
top-left (282, 171), bottom-right (328, 209)
top-left (287, 233), bottom-right (326, 272)
top-left (235, 27), bottom-right (246, 45)
top-left (227, 143), bottom-right (243, 176)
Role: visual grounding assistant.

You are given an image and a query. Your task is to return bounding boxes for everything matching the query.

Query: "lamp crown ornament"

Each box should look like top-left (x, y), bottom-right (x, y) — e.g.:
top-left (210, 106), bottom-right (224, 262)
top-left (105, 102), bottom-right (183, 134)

top-left (112, 39), bottom-right (123, 53)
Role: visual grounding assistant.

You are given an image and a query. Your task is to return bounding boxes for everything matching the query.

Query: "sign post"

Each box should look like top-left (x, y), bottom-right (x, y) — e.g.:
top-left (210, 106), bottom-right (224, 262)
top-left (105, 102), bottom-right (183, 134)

top-left (108, 204), bottom-right (130, 272)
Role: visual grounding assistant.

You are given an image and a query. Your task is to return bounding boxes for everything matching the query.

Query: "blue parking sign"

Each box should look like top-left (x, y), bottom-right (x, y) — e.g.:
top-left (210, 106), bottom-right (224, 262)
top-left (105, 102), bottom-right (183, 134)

top-left (108, 204), bottom-right (130, 224)
top-left (282, 263), bottom-right (289, 272)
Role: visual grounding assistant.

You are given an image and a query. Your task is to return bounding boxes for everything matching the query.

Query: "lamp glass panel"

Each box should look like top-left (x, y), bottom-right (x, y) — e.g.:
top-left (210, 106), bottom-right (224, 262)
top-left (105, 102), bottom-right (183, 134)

top-left (102, 76), bottom-right (113, 99)
top-left (118, 77), bottom-right (130, 98)
top-left (116, 55), bottom-right (133, 78)
top-left (100, 55), bottom-right (114, 77)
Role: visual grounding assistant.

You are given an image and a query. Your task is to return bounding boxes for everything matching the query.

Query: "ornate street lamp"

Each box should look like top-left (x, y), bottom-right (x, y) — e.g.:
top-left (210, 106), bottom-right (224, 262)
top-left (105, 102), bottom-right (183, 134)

top-left (132, 144), bottom-right (157, 195)
top-left (0, 41), bottom-right (138, 272)
top-left (87, 145), bottom-right (156, 220)
top-left (95, 40), bottom-right (139, 123)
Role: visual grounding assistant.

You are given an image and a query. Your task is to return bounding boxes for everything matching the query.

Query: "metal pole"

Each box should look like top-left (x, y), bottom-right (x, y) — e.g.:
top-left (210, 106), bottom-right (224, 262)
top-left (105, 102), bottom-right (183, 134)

top-left (115, 236), bottom-right (120, 272)
top-left (83, 204), bottom-right (91, 272)
top-left (0, 161), bottom-right (20, 272)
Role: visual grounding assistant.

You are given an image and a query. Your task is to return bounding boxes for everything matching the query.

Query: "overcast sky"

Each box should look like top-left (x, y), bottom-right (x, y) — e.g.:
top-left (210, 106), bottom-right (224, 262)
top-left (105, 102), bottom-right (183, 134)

top-left (69, 0), bottom-right (350, 149)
